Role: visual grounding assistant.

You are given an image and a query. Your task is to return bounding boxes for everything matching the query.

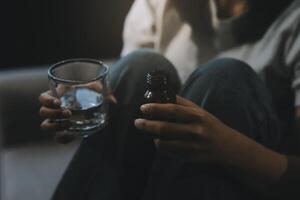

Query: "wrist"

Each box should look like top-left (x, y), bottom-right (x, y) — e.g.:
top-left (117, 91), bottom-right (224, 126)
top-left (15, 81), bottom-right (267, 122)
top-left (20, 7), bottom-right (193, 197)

top-left (263, 152), bottom-right (288, 184)
top-left (225, 129), bottom-right (288, 184)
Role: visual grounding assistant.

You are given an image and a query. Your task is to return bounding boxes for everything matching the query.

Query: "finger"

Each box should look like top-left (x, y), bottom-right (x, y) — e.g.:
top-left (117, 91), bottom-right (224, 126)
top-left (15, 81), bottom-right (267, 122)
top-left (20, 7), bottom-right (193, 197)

top-left (39, 107), bottom-right (72, 119)
top-left (40, 119), bottom-right (70, 132)
top-left (135, 119), bottom-right (203, 140)
top-left (105, 94), bottom-right (117, 105)
top-left (39, 91), bottom-right (61, 108)
top-left (140, 103), bottom-right (203, 122)
top-left (176, 96), bottom-right (211, 120)
top-left (85, 82), bottom-right (103, 92)
top-left (176, 96), bottom-right (198, 108)
top-left (55, 131), bottom-right (76, 144)
top-left (87, 82), bottom-right (117, 104)
top-left (56, 84), bottom-right (72, 97)
top-left (107, 85), bottom-right (117, 104)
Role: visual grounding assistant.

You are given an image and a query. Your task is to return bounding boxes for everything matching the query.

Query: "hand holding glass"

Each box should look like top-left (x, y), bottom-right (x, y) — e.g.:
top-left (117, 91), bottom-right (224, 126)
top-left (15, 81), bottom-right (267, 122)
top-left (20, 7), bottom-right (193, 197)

top-left (48, 59), bottom-right (110, 138)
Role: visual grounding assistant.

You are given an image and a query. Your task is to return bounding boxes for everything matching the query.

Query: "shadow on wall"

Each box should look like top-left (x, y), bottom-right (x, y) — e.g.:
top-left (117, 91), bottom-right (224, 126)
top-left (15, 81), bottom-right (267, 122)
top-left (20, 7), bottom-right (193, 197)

top-left (1, 0), bottom-right (134, 69)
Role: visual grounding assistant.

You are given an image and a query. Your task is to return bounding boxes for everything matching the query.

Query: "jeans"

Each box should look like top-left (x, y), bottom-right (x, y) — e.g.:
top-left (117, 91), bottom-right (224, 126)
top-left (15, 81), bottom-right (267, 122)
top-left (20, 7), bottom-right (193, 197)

top-left (52, 49), bottom-right (281, 200)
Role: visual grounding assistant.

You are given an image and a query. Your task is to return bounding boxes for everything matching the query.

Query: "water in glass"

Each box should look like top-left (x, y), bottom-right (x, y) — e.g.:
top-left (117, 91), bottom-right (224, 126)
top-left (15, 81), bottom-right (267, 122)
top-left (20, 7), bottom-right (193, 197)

top-left (60, 86), bottom-right (107, 134)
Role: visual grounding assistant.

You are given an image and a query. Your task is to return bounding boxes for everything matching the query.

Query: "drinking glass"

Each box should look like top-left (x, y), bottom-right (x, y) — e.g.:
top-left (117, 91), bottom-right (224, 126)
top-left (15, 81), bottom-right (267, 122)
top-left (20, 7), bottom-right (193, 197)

top-left (48, 58), bottom-right (110, 138)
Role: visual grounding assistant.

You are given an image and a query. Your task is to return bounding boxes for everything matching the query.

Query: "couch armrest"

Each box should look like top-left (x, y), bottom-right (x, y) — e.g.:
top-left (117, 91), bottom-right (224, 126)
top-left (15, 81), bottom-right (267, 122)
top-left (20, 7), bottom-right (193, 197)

top-left (0, 67), bottom-right (49, 146)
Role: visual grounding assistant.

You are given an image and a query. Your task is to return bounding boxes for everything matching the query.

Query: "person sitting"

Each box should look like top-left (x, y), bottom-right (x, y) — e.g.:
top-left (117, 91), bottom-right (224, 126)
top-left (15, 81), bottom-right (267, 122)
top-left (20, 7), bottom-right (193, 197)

top-left (123, 0), bottom-right (300, 153)
top-left (39, 0), bottom-right (300, 199)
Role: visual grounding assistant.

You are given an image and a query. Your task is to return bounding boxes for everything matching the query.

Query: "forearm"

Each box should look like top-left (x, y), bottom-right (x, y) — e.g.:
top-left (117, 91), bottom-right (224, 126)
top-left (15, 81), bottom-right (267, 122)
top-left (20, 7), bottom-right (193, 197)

top-left (223, 127), bottom-right (300, 197)
top-left (221, 127), bottom-right (287, 185)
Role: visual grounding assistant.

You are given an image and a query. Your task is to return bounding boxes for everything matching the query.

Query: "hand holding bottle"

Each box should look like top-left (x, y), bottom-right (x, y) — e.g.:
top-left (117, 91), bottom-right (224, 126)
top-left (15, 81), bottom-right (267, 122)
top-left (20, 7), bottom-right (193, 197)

top-left (135, 95), bottom-right (287, 185)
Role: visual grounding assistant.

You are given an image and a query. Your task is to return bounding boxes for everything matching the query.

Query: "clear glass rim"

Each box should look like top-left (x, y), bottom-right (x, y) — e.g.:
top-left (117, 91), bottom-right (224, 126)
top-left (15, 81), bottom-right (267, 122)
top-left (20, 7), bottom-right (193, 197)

top-left (48, 58), bottom-right (109, 84)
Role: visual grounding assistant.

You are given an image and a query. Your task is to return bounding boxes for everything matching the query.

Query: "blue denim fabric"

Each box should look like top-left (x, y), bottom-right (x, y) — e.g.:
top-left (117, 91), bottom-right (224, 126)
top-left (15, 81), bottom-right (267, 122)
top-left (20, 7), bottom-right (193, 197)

top-left (181, 58), bottom-right (281, 149)
top-left (52, 50), bottom-right (281, 200)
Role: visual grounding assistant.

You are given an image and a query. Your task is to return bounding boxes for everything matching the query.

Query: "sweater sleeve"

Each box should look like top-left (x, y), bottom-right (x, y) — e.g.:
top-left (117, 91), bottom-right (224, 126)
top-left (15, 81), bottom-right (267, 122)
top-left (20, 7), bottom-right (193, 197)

top-left (284, 7), bottom-right (300, 106)
top-left (121, 0), bottom-right (157, 56)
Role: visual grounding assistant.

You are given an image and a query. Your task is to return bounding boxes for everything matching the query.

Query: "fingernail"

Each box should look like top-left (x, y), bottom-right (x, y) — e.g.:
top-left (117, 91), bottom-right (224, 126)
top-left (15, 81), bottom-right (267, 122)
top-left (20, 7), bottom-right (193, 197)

top-left (140, 104), bottom-right (150, 113)
top-left (134, 119), bottom-right (145, 128)
top-left (63, 110), bottom-right (72, 117)
top-left (54, 99), bottom-right (61, 106)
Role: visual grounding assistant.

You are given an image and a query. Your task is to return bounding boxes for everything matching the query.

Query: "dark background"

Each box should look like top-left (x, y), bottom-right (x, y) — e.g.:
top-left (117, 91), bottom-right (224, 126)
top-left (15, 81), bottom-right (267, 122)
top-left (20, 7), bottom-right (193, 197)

top-left (0, 0), bottom-right (134, 69)
top-left (0, 0), bottom-right (134, 145)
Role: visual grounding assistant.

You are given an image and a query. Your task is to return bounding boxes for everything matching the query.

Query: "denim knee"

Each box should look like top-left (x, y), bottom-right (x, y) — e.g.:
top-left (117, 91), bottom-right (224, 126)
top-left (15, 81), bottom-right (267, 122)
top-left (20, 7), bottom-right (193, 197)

top-left (182, 57), bottom-right (280, 148)
top-left (182, 58), bottom-right (257, 98)
top-left (110, 48), bottom-right (180, 92)
top-left (119, 49), bottom-right (178, 78)
top-left (194, 58), bottom-right (255, 81)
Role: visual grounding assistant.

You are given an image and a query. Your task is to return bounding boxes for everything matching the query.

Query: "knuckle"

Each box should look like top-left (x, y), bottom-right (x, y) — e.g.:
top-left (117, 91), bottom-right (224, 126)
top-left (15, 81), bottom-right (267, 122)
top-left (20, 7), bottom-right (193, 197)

top-left (198, 126), bottom-right (204, 134)
top-left (39, 93), bottom-right (46, 104)
top-left (156, 123), bottom-right (165, 134)
top-left (197, 111), bottom-right (206, 121)
top-left (40, 93), bottom-right (54, 106)
top-left (39, 107), bottom-right (46, 117)
top-left (205, 115), bottom-right (213, 125)
top-left (172, 105), bottom-right (179, 113)
top-left (40, 121), bottom-right (49, 131)
top-left (194, 125), bottom-right (205, 136)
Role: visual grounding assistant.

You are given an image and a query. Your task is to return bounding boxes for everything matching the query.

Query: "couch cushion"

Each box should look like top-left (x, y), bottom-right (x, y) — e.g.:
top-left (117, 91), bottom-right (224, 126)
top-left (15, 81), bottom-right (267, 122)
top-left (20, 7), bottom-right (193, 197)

top-left (2, 141), bottom-right (79, 200)
top-left (0, 67), bottom-right (49, 145)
